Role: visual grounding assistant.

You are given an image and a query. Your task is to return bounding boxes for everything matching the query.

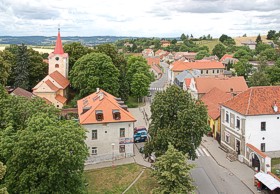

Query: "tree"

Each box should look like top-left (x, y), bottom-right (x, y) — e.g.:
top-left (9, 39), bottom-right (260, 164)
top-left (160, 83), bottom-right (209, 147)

top-left (233, 49), bottom-right (252, 60)
top-left (265, 59), bottom-right (280, 85)
top-left (70, 52), bottom-right (120, 98)
top-left (212, 43), bottom-right (226, 59)
top-left (179, 44), bottom-right (188, 52)
top-left (144, 86), bottom-right (209, 159)
top-left (267, 30), bottom-right (276, 40)
top-left (233, 58), bottom-right (253, 79)
top-left (63, 42), bottom-right (93, 72)
top-left (14, 44), bottom-right (30, 89)
top-left (195, 50), bottom-right (210, 60)
top-left (152, 144), bottom-right (195, 194)
top-left (0, 161), bottom-right (7, 193)
top-left (256, 34), bottom-right (262, 44)
top-left (3, 113), bottom-right (88, 194)
top-left (219, 34), bottom-right (235, 46)
top-left (255, 43), bottom-right (272, 54)
top-left (259, 48), bottom-right (277, 61)
top-left (180, 33), bottom-right (187, 41)
top-left (0, 52), bottom-right (11, 85)
top-left (248, 71), bottom-right (270, 87)
top-left (171, 39), bottom-right (177, 44)
top-left (130, 73), bottom-right (150, 101)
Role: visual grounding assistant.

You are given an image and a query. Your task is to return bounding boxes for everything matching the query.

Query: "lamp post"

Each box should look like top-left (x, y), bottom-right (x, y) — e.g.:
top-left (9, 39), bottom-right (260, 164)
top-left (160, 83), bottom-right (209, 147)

top-left (111, 143), bottom-right (115, 168)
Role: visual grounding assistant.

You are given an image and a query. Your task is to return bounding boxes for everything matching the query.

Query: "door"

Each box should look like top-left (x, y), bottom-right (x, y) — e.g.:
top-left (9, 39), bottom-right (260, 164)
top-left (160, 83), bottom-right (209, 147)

top-left (236, 139), bottom-right (241, 155)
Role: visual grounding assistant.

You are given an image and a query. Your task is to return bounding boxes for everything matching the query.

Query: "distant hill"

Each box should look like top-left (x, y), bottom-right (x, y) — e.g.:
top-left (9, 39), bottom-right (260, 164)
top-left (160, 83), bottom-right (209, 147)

top-left (0, 36), bottom-right (136, 46)
top-left (234, 35), bottom-right (270, 46)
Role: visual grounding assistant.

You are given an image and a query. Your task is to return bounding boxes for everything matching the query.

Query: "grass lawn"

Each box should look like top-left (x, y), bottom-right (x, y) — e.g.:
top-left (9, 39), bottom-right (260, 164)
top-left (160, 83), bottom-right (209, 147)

top-left (193, 39), bottom-right (221, 52)
top-left (126, 96), bottom-right (145, 108)
top-left (271, 158), bottom-right (280, 177)
top-left (84, 163), bottom-right (157, 194)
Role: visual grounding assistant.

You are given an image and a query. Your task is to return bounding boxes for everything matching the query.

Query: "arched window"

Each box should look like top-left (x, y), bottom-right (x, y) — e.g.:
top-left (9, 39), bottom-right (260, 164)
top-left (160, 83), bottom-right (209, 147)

top-left (55, 64), bottom-right (59, 68)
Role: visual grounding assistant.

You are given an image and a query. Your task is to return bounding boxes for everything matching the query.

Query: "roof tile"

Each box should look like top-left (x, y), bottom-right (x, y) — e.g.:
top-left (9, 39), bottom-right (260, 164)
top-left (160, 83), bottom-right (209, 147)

top-left (172, 61), bottom-right (225, 71)
top-left (49, 71), bottom-right (69, 89)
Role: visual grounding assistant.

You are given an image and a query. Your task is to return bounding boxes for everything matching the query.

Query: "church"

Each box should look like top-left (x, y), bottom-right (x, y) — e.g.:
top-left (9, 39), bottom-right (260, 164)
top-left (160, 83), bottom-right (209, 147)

top-left (33, 29), bottom-right (69, 108)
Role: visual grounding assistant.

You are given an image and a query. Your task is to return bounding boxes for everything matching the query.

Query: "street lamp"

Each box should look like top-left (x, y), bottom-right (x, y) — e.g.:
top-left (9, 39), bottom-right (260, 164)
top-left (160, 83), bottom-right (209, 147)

top-left (111, 143), bottom-right (115, 168)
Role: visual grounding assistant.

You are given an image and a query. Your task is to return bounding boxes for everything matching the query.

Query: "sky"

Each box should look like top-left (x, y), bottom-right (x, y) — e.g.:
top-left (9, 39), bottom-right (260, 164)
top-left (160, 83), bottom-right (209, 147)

top-left (0, 0), bottom-right (279, 38)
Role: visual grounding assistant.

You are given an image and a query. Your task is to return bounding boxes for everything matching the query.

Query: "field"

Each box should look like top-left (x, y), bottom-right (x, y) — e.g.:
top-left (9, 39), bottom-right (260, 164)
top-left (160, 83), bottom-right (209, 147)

top-left (84, 163), bottom-right (157, 194)
top-left (233, 35), bottom-right (269, 46)
top-left (0, 45), bottom-right (53, 54)
top-left (193, 39), bottom-right (220, 52)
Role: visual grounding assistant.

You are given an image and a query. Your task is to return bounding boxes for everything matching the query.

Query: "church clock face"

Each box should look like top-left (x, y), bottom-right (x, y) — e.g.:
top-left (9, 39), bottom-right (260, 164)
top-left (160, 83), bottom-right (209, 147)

top-left (55, 57), bottom-right (59, 61)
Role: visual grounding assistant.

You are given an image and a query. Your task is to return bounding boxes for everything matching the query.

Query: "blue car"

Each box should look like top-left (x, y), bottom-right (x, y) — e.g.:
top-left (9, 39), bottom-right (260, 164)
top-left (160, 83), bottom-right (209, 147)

top-left (134, 130), bottom-right (148, 143)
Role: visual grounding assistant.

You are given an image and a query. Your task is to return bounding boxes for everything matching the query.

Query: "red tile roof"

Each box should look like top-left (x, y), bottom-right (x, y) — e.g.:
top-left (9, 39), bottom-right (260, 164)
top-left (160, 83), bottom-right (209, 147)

top-left (201, 87), bottom-right (232, 120)
top-left (220, 54), bottom-right (233, 61)
top-left (45, 80), bottom-right (59, 92)
top-left (222, 86), bottom-right (280, 116)
top-left (195, 76), bottom-right (248, 95)
top-left (146, 57), bottom-right (160, 66)
top-left (171, 61), bottom-right (225, 72)
top-left (55, 94), bottom-right (67, 104)
top-left (49, 71), bottom-right (69, 89)
top-left (53, 30), bottom-right (64, 54)
top-left (11, 87), bottom-right (36, 99)
top-left (246, 143), bottom-right (267, 158)
top-left (77, 90), bottom-right (136, 124)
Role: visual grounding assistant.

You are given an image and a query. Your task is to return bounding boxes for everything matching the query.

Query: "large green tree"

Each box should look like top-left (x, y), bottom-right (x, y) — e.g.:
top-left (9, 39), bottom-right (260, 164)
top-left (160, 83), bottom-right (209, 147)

top-left (248, 71), bottom-right (270, 87)
top-left (0, 52), bottom-right (12, 85)
top-left (130, 73), bottom-right (150, 101)
top-left (152, 144), bottom-right (195, 194)
top-left (267, 30), bottom-right (276, 40)
top-left (212, 43), bottom-right (226, 59)
top-left (233, 58), bottom-right (253, 79)
top-left (144, 86), bottom-right (209, 159)
top-left (195, 50), bottom-right (210, 60)
top-left (63, 42), bottom-right (93, 72)
top-left (256, 34), bottom-right (262, 44)
top-left (70, 52), bottom-right (120, 98)
top-left (233, 49), bottom-right (252, 60)
top-left (14, 44), bottom-right (30, 89)
top-left (0, 161), bottom-right (7, 193)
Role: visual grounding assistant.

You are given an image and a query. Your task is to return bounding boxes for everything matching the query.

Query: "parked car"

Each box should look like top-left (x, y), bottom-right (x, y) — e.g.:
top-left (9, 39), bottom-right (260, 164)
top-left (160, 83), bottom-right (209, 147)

top-left (134, 130), bottom-right (148, 142)
top-left (134, 126), bottom-right (147, 134)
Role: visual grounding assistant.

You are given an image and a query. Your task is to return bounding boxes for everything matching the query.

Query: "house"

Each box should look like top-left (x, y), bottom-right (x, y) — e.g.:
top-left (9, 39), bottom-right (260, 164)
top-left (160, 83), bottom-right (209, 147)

top-left (241, 40), bottom-right (257, 50)
top-left (160, 40), bottom-right (171, 47)
top-left (33, 29), bottom-right (69, 109)
top-left (174, 52), bottom-right (197, 62)
top-left (11, 87), bottom-right (36, 99)
top-left (155, 49), bottom-right (168, 58)
top-left (124, 42), bottom-right (133, 47)
top-left (220, 86), bottom-right (280, 173)
top-left (163, 52), bottom-right (174, 63)
top-left (174, 70), bottom-right (200, 89)
top-left (220, 54), bottom-right (239, 69)
top-left (188, 76), bottom-right (248, 100)
top-left (168, 60), bottom-right (225, 84)
top-left (202, 55), bottom-right (219, 61)
top-left (77, 89), bottom-right (136, 164)
top-left (146, 57), bottom-right (162, 79)
top-left (201, 87), bottom-right (232, 142)
top-left (142, 49), bottom-right (154, 57)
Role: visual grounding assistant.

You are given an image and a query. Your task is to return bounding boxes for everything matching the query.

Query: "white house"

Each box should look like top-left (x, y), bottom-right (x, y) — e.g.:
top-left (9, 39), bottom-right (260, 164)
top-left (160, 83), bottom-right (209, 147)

top-left (220, 86), bottom-right (280, 173)
top-left (77, 89), bottom-right (136, 164)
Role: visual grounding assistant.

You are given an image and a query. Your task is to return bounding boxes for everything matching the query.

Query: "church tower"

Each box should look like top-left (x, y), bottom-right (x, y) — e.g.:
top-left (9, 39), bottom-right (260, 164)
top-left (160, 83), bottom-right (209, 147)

top-left (48, 28), bottom-right (69, 78)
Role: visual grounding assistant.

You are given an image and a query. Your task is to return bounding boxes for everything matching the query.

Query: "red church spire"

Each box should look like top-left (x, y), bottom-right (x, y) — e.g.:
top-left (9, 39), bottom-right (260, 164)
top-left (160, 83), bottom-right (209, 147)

top-left (53, 27), bottom-right (64, 54)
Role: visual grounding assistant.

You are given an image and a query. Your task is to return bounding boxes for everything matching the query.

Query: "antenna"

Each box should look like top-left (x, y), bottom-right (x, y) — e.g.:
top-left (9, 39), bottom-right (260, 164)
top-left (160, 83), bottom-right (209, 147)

top-left (58, 24), bottom-right (60, 32)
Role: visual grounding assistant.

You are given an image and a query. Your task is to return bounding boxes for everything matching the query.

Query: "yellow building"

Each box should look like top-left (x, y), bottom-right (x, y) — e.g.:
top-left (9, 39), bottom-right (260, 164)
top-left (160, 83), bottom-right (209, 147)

top-left (33, 29), bottom-right (69, 109)
top-left (201, 87), bottom-right (232, 142)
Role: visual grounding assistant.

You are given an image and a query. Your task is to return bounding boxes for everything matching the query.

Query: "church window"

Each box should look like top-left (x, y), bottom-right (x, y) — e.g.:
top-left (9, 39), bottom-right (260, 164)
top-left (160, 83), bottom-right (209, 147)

top-left (55, 64), bottom-right (59, 68)
top-left (55, 57), bottom-right (59, 61)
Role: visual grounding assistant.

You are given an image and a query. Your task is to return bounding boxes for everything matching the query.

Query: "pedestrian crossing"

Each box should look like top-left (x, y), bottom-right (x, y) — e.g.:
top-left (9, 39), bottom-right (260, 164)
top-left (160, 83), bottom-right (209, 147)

top-left (149, 87), bottom-right (164, 91)
top-left (196, 147), bottom-right (210, 157)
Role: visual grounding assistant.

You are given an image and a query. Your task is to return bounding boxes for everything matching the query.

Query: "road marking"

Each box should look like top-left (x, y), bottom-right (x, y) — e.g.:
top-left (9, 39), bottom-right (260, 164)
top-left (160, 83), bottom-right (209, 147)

top-left (202, 148), bottom-right (210, 157)
top-left (195, 149), bottom-right (201, 157)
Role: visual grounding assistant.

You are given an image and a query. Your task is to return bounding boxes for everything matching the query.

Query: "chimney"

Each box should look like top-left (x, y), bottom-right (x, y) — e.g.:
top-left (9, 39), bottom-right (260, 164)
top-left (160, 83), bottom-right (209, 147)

top-left (96, 88), bottom-right (100, 93)
top-left (273, 101), bottom-right (278, 113)
top-left (98, 92), bottom-right (104, 100)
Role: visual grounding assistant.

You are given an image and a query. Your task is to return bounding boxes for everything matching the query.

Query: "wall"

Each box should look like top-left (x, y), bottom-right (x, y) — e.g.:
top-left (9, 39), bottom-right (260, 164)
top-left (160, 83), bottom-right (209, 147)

top-left (83, 121), bottom-right (135, 164)
top-left (48, 54), bottom-right (69, 78)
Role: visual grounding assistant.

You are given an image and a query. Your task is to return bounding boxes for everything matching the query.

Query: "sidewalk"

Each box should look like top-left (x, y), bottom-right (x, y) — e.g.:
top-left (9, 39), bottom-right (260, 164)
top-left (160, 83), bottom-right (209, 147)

top-left (201, 136), bottom-right (258, 194)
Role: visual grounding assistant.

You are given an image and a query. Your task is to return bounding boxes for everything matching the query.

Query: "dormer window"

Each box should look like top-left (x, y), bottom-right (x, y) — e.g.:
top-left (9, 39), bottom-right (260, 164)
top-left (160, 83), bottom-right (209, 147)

top-left (95, 110), bottom-right (103, 121)
top-left (55, 64), bottom-right (59, 68)
top-left (113, 109), bottom-right (121, 120)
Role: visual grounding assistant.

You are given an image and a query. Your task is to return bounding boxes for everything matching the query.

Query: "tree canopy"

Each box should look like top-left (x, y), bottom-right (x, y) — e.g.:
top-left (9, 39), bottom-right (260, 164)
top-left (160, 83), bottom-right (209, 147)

top-left (144, 86), bottom-right (209, 160)
top-left (130, 73), bottom-right (150, 100)
top-left (0, 51), bottom-right (12, 85)
top-left (233, 59), bottom-right (253, 79)
top-left (70, 52), bottom-right (120, 98)
top-left (212, 43), bottom-right (226, 59)
top-left (152, 143), bottom-right (195, 194)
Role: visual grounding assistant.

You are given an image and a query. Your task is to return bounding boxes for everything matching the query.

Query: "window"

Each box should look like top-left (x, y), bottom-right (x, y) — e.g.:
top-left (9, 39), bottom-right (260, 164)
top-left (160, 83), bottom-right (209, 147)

top-left (261, 143), bottom-right (265, 152)
top-left (225, 132), bottom-right (230, 143)
top-left (206, 70), bottom-right (208, 74)
top-left (92, 130), bottom-right (97, 140)
top-left (226, 111), bottom-right (229, 123)
top-left (55, 64), bottom-right (59, 68)
top-left (95, 110), bottom-right (103, 121)
top-left (92, 147), bottom-right (97, 155)
top-left (119, 145), bottom-right (125, 153)
top-left (212, 70), bottom-right (214, 74)
top-left (236, 117), bottom-right (240, 129)
top-left (200, 70), bottom-right (203, 74)
top-left (120, 128), bottom-right (125, 137)
top-left (261, 122), bottom-right (266, 131)
top-left (217, 70), bottom-right (219, 73)
top-left (113, 110), bottom-right (121, 120)
top-left (55, 57), bottom-right (59, 61)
